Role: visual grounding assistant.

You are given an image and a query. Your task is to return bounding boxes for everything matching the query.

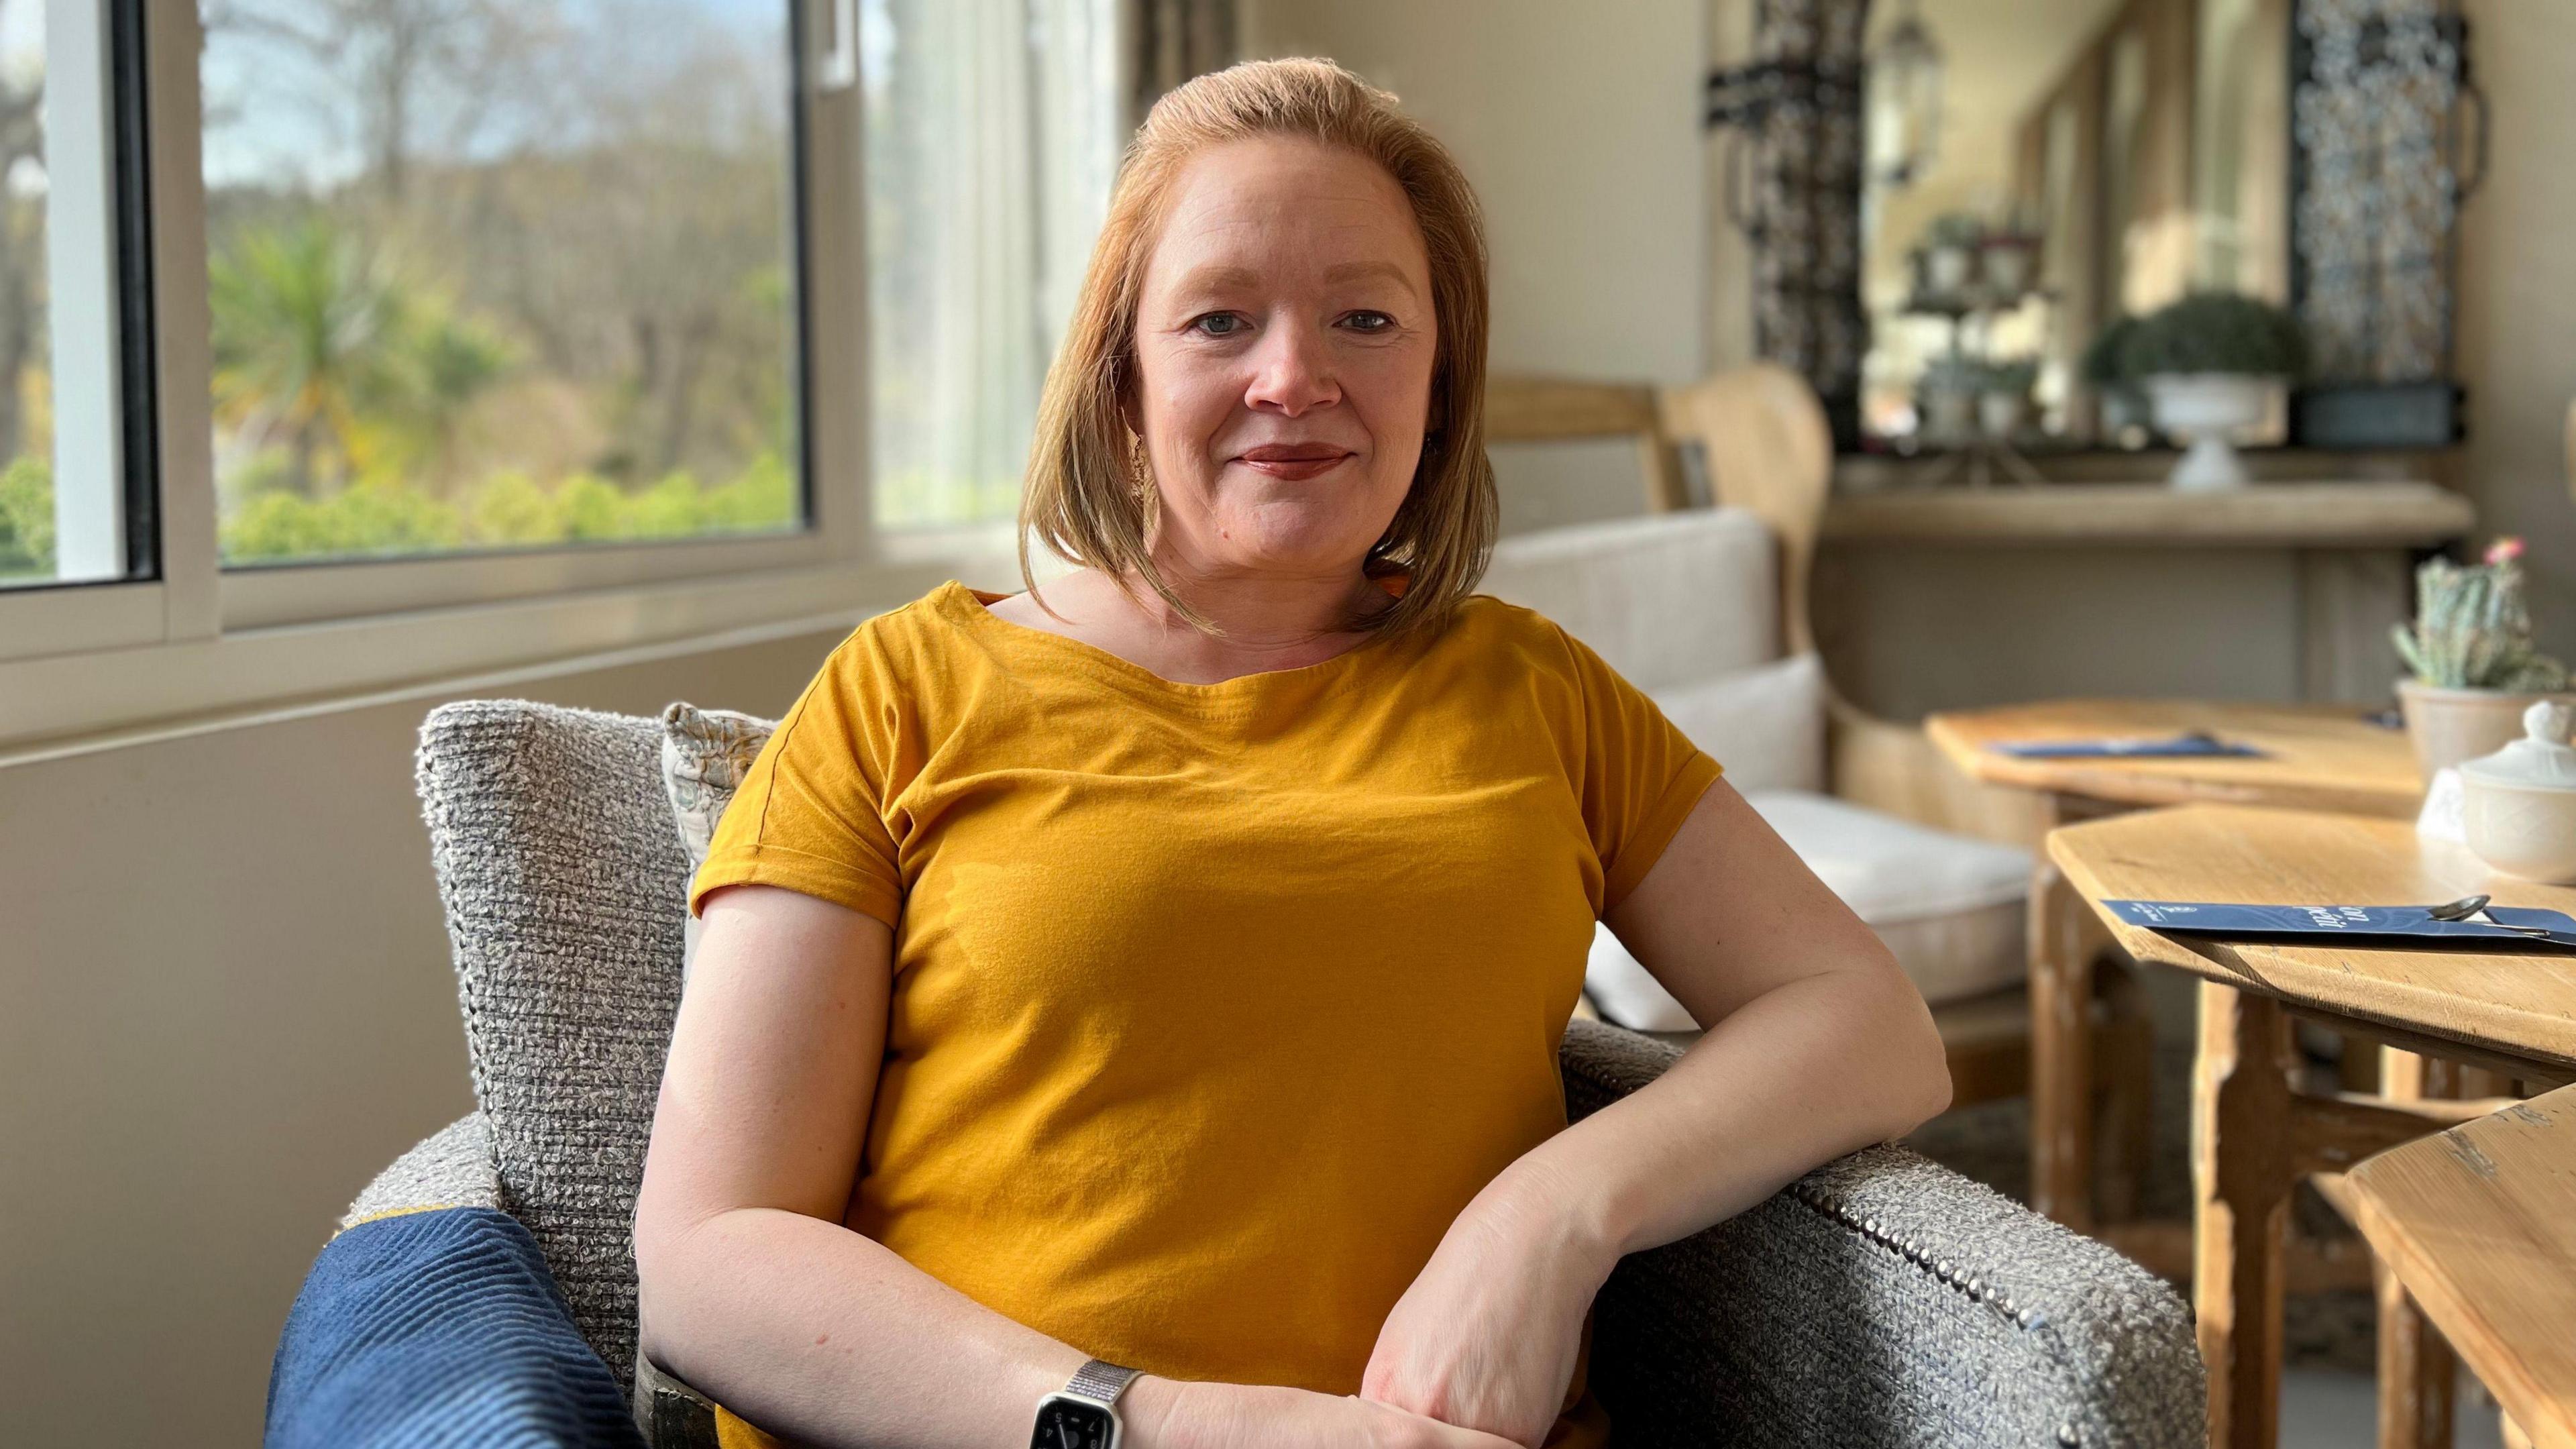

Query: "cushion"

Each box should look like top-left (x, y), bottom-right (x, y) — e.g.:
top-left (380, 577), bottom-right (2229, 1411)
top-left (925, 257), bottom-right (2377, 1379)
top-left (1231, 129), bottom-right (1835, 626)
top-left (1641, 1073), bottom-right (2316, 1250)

top-left (267, 1207), bottom-right (646, 1449)
top-left (1585, 789), bottom-right (2033, 1030)
top-left (1481, 508), bottom-right (1778, 692)
top-left (1647, 653), bottom-right (1826, 794)
top-left (657, 702), bottom-right (776, 977)
top-left (414, 701), bottom-right (700, 1386)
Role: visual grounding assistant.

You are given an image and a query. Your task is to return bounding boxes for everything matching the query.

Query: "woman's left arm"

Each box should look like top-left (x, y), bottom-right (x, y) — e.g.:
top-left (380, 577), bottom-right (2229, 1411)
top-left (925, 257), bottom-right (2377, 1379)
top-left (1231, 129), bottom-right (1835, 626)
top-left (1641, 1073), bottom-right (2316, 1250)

top-left (1363, 777), bottom-right (1953, 1444)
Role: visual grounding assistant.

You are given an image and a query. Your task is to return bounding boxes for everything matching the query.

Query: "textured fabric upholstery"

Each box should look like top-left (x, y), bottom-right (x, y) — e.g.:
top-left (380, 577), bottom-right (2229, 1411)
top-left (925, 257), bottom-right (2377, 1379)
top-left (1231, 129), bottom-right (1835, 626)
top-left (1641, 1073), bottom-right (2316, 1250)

top-left (343, 1114), bottom-right (502, 1228)
top-left (1562, 1025), bottom-right (2202, 1448)
top-left (1483, 508), bottom-right (1778, 692)
top-left (407, 697), bottom-right (2201, 1444)
top-left (417, 700), bottom-right (689, 1385)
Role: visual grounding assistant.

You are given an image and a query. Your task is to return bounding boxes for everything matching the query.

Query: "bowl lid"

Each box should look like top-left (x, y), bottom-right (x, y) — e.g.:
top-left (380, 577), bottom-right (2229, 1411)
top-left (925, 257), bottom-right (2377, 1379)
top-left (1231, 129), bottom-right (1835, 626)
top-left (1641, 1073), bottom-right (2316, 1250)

top-left (2461, 700), bottom-right (2576, 790)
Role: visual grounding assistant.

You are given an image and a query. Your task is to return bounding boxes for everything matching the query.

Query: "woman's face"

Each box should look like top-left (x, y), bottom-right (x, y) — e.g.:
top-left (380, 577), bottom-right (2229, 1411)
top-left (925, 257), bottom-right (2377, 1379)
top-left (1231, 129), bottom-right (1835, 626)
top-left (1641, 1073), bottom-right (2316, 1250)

top-left (1128, 136), bottom-right (1438, 584)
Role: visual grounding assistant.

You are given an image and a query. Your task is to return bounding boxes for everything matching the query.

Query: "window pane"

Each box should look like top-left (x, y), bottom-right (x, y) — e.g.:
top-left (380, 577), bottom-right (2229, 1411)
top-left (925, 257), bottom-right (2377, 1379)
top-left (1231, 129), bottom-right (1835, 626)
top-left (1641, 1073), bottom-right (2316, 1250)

top-left (863, 0), bottom-right (1116, 531)
top-left (201, 0), bottom-right (805, 568)
top-left (2, 0), bottom-right (145, 591)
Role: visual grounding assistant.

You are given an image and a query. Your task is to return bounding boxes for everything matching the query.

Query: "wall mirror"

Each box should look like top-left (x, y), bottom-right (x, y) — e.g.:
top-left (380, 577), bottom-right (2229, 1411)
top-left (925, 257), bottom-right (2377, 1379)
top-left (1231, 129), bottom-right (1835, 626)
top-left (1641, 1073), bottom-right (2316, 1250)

top-left (1714, 0), bottom-right (2481, 464)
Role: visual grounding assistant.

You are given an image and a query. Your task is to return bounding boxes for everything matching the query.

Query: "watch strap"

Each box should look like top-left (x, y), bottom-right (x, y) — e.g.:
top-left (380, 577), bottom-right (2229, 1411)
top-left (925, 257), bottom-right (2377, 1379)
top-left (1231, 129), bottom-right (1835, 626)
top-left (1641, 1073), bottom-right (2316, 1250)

top-left (1063, 1358), bottom-right (1140, 1406)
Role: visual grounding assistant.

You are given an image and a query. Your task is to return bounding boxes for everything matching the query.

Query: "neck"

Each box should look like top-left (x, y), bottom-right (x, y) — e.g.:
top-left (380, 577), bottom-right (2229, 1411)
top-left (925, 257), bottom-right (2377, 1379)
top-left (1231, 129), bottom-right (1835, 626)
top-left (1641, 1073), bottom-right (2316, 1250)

top-left (1123, 556), bottom-right (1393, 651)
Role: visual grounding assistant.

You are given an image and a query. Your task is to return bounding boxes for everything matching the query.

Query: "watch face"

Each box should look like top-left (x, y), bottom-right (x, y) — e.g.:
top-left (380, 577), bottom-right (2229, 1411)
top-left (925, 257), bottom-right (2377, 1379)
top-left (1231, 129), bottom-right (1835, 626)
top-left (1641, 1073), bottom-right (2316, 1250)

top-left (1033, 1398), bottom-right (1115, 1449)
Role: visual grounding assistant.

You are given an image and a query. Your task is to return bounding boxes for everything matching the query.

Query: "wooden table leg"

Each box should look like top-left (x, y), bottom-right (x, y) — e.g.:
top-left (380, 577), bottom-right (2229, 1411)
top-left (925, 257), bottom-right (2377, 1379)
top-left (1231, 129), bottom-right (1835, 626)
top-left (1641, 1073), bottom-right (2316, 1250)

top-left (2376, 1048), bottom-right (2461, 1449)
top-left (2030, 856), bottom-right (2098, 1230)
top-left (2198, 981), bottom-right (2298, 1449)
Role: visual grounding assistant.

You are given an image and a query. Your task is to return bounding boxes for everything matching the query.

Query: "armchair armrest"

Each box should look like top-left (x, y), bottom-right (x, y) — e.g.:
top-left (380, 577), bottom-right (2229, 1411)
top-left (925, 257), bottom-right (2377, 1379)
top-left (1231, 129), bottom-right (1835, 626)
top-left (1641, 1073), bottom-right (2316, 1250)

top-left (1558, 1020), bottom-right (2202, 1448)
top-left (341, 1112), bottom-right (504, 1227)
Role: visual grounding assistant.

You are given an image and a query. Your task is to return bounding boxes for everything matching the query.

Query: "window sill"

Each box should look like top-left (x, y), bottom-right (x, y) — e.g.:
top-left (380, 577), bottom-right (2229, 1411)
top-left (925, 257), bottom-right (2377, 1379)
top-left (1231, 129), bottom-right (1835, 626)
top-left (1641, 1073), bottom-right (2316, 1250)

top-left (0, 554), bottom-right (998, 761)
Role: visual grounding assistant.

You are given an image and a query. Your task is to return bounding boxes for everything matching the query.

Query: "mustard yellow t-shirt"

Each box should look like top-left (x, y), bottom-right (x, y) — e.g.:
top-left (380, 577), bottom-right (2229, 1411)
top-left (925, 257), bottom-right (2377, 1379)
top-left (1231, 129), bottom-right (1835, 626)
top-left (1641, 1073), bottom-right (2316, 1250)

top-left (689, 577), bottom-right (1723, 1446)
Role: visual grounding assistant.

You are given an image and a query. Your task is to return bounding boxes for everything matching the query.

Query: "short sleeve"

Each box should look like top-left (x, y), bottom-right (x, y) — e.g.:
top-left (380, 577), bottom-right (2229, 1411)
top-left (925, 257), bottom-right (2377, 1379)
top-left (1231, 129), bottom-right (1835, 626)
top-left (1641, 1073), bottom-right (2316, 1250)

top-left (1548, 622), bottom-right (1726, 916)
top-left (688, 633), bottom-right (908, 930)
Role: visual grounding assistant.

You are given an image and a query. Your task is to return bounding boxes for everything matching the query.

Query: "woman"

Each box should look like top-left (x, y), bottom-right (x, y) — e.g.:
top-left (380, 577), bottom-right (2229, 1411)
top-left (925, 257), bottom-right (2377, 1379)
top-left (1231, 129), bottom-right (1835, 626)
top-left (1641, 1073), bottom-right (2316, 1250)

top-left (634, 57), bottom-right (1949, 1449)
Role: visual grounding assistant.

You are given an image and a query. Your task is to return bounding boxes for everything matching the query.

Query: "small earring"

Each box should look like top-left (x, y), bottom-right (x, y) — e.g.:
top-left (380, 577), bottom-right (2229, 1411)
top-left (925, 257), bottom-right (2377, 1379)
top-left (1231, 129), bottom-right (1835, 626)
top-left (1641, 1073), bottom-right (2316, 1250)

top-left (1127, 434), bottom-right (1155, 499)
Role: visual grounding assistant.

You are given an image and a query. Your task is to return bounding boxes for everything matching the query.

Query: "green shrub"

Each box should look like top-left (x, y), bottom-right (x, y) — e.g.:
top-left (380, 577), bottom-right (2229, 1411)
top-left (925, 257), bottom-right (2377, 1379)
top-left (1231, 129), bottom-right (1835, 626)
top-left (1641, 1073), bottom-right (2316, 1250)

top-left (0, 453), bottom-right (54, 579)
top-left (2081, 315), bottom-right (2141, 385)
top-left (219, 452), bottom-right (802, 563)
top-left (2119, 292), bottom-right (2308, 380)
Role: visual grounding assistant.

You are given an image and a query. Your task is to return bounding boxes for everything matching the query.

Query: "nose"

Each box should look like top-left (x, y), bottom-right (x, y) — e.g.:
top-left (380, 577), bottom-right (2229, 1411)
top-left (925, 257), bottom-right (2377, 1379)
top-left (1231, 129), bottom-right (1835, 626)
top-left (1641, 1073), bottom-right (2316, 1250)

top-left (1242, 317), bottom-right (1340, 418)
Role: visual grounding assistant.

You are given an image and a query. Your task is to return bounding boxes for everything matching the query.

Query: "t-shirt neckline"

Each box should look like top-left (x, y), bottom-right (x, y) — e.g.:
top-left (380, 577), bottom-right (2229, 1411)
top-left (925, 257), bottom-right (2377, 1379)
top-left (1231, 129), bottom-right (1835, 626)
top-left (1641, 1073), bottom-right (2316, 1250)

top-left (930, 577), bottom-right (1411, 698)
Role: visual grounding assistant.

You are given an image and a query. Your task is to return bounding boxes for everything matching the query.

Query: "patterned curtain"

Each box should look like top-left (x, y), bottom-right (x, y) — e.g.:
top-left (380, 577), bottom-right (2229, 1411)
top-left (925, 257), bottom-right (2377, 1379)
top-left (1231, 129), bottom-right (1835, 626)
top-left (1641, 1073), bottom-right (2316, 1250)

top-left (1715, 0), bottom-right (1870, 447)
top-left (1127, 0), bottom-right (1239, 127)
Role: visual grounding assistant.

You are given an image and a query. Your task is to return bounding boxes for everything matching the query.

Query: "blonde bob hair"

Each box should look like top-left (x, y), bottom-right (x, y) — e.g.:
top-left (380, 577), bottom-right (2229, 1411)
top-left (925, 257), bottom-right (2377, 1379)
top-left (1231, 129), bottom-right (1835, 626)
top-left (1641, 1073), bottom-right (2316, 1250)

top-left (1016, 56), bottom-right (1497, 643)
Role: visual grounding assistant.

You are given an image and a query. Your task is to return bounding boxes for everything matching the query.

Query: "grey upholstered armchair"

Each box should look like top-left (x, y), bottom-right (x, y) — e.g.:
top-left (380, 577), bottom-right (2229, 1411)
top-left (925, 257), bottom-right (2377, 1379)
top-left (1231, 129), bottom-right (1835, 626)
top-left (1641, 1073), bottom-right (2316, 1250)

top-left (316, 699), bottom-right (2201, 1448)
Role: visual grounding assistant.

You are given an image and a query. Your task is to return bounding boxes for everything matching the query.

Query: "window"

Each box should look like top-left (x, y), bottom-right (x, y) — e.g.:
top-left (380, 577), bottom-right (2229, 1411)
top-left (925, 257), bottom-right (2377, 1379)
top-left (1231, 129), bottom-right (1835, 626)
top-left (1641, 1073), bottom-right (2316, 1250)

top-left (861, 0), bottom-right (1117, 531)
top-left (0, 0), bottom-right (153, 593)
top-left (0, 0), bottom-right (1136, 746)
top-left (199, 0), bottom-right (808, 567)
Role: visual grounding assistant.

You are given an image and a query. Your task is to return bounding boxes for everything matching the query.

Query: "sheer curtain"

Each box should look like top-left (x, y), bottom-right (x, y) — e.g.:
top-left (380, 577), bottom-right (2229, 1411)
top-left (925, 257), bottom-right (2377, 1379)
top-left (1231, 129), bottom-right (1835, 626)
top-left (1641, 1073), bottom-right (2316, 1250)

top-left (862, 0), bottom-right (1119, 531)
top-left (862, 0), bottom-right (1238, 534)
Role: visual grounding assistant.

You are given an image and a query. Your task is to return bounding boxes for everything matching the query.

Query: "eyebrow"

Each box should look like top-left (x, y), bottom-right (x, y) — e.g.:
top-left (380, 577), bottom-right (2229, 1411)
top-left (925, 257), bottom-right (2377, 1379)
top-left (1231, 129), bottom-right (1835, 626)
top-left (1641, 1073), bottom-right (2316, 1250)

top-left (1324, 260), bottom-right (1421, 297)
top-left (1167, 260), bottom-right (1422, 299)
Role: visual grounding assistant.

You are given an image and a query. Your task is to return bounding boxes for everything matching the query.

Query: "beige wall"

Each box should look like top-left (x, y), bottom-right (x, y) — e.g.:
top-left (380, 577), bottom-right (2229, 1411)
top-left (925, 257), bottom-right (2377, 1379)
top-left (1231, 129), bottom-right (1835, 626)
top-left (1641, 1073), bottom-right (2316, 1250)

top-left (2457, 0), bottom-right (2576, 655)
top-left (0, 627), bottom-right (851, 1445)
top-left (1244, 0), bottom-right (1712, 534)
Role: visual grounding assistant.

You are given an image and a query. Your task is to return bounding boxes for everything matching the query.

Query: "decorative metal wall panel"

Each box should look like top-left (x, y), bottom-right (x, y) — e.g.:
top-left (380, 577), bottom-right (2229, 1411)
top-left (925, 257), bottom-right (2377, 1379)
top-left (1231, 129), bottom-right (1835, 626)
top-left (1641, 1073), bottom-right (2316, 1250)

top-left (2290, 0), bottom-right (2479, 444)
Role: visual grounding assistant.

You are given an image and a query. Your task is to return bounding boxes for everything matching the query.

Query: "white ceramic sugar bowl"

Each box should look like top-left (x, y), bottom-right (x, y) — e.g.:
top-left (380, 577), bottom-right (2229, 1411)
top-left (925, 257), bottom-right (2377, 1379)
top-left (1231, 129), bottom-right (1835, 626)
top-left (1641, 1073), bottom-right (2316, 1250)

top-left (2459, 700), bottom-right (2576, 883)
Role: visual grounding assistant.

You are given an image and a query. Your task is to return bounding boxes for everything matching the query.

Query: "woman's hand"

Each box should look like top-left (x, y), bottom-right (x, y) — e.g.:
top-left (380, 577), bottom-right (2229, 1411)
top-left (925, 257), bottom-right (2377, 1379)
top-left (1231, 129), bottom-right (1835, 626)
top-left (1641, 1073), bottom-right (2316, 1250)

top-left (1356, 1159), bottom-right (1618, 1446)
top-left (1125, 1378), bottom-right (1523, 1449)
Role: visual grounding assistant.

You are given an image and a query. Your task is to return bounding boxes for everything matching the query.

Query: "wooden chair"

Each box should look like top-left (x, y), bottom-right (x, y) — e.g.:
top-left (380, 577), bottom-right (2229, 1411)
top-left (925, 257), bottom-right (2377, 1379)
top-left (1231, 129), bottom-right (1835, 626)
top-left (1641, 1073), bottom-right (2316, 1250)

top-left (1485, 376), bottom-right (1690, 513)
top-left (1488, 367), bottom-right (2152, 1214)
top-left (2338, 1081), bottom-right (2576, 1449)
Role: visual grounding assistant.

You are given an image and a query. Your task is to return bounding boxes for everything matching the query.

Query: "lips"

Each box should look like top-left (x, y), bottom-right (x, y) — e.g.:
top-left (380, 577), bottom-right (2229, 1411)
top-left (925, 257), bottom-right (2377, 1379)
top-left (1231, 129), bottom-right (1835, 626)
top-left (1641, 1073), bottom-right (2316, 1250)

top-left (1234, 443), bottom-right (1356, 480)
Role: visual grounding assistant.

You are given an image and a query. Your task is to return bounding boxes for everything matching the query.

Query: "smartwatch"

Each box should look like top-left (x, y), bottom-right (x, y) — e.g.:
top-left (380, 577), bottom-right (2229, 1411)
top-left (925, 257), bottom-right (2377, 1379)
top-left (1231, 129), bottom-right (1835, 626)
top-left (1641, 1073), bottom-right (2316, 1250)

top-left (1030, 1358), bottom-right (1142, 1449)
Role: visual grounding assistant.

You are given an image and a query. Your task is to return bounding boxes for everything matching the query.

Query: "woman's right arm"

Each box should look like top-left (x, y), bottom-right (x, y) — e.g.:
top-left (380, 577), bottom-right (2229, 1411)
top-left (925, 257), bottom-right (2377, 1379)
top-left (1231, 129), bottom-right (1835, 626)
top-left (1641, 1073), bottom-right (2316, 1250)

top-left (633, 884), bottom-right (1515, 1449)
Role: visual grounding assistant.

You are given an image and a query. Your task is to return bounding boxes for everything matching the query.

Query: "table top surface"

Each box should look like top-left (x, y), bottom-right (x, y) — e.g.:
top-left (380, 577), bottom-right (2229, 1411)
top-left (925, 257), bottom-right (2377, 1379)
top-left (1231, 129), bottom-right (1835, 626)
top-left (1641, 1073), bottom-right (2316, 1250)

top-left (1927, 698), bottom-right (2422, 818)
top-left (2345, 1083), bottom-right (2576, 1449)
top-left (2047, 804), bottom-right (2576, 1072)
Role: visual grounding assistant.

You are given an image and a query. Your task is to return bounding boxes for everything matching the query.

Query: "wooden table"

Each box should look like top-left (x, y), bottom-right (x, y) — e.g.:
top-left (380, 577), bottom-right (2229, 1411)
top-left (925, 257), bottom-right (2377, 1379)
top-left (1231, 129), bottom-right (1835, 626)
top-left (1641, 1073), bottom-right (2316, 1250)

top-left (1927, 699), bottom-right (2422, 1231)
top-left (2050, 805), bottom-right (2576, 1449)
top-left (2339, 1082), bottom-right (2576, 1449)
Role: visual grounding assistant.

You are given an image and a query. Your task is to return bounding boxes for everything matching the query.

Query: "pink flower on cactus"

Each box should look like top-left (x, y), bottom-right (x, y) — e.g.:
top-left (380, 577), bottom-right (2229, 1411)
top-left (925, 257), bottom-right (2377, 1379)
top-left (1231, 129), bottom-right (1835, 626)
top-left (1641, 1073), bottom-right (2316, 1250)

top-left (2486, 537), bottom-right (2526, 566)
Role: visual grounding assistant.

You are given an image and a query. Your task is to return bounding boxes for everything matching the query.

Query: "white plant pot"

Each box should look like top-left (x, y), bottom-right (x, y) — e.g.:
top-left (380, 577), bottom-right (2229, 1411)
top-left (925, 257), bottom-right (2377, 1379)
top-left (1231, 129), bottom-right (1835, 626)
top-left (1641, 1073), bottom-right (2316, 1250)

top-left (2145, 373), bottom-right (2274, 492)
top-left (1923, 244), bottom-right (1976, 296)
top-left (1982, 244), bottom-right (2036, 296)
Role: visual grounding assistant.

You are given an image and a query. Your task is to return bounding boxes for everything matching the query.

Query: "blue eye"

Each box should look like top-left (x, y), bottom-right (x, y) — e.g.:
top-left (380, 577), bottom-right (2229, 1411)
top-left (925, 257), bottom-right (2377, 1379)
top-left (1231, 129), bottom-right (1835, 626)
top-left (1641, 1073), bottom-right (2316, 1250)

top-left (1192, 313), bottom-right (1246, 337)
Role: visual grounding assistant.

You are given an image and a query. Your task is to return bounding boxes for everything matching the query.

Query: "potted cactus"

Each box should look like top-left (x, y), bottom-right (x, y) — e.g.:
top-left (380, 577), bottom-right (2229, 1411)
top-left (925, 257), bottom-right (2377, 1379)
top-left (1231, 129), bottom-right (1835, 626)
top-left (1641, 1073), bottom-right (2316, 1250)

top-left (2393, 538), bottom-right (2574, 781)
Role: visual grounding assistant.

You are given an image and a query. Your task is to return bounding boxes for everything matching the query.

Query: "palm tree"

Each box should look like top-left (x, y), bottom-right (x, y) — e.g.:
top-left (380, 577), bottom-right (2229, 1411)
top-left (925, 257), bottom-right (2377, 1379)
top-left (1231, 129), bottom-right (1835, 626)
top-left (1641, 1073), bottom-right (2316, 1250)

top-left (209, 213), bottom-right (410, 496)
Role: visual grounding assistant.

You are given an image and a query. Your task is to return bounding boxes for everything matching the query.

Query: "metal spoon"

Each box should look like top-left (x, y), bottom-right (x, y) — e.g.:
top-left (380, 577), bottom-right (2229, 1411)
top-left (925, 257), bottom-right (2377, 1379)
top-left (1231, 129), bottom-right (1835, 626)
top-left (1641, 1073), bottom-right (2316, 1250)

top-left (2425, 894), bottom-right (2560, 938)
top-left (2427, 894), bottom-right (2493, 921)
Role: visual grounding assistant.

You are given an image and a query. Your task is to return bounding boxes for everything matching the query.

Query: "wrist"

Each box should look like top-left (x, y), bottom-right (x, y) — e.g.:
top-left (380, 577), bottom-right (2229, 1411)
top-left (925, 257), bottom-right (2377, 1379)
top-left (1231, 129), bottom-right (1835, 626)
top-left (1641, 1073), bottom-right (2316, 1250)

top-left (1116, 1373), bottom-right (1190, 1449)
top-left (1487, 1148), bottom-right (1628, 1285)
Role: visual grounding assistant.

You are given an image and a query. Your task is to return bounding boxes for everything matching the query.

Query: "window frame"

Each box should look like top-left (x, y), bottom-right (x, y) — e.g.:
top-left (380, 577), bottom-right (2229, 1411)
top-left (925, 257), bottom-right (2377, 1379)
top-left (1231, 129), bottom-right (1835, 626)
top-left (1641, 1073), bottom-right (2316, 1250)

top-left (0, 0), bottom-right (941, 747)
